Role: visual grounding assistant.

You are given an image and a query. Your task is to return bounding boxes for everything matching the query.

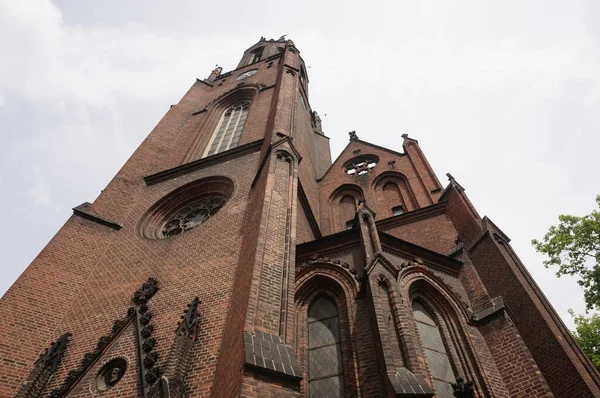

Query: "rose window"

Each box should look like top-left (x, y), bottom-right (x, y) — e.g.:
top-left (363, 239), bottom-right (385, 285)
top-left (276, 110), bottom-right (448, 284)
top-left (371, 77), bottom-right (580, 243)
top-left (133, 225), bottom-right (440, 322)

top-left (345, 158), bottom-right (378, 176)
top-left (161, 196), bottom-right (226, 237)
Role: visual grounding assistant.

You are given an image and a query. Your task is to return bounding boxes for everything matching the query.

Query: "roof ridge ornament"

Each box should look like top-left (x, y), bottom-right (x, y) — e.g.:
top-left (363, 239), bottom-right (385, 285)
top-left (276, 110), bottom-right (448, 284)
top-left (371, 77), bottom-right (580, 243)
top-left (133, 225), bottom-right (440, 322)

top-left (349, 131), bottom-right (358, 141)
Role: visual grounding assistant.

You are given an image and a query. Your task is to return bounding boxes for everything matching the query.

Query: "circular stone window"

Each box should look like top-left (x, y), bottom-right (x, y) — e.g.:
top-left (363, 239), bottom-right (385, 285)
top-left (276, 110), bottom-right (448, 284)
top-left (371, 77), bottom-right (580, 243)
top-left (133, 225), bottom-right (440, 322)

top-left (138, 177), bottom-right (234, 239)
top-left (161, 196), bottom-right (226, 237)
top-left (95, 358), bottom-right (127, 392)
top-left (344, 155), bottom-right (379, 176)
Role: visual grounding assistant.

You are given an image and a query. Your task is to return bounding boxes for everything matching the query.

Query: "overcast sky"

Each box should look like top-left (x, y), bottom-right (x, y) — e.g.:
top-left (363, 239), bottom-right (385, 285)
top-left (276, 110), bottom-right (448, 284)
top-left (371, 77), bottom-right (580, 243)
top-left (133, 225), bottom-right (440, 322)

top-left (1, 0), bottom-right (599, 329)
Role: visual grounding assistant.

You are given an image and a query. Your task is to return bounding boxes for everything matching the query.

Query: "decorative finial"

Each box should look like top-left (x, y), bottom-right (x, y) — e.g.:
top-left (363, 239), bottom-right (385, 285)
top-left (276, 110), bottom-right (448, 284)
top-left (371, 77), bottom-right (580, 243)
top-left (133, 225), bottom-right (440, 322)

top-left (278, 34), bottom-right (287, 41)
top-left (401, 133), bottom-right (408, 139)
top-left (349, 131), bottom-right (358, 141)
top-left (446, 173), bottom-right (455, 182)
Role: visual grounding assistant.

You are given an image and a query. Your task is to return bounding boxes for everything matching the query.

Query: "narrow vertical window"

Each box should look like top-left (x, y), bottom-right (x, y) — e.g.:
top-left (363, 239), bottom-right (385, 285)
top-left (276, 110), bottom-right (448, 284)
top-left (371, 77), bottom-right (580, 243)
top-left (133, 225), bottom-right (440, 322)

top-left (308, 297), bottom-right (344, 397)
top-left (247, 47), bottom-right (263, 65)
top-left (412, 301), bottom-right (456, 398)
top-left (204, 101), bottom-right (250, 157)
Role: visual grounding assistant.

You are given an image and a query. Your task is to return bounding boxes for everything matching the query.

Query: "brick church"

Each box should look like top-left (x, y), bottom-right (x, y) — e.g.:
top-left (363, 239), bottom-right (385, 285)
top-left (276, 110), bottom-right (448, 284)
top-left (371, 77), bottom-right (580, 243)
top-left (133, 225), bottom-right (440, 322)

top-left (2, 37), bottom-right (599, 398)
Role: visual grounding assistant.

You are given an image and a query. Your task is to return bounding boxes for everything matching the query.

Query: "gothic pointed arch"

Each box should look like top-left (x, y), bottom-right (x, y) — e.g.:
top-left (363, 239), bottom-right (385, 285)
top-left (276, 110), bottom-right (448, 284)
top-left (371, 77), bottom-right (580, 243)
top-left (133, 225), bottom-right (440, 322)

top-left (373, 171), bottom-right (418, 214)
top-left (400, 269), bottom-right (498, 397)
top-left (184, 85), bottom-right (262, 162)
top-left (295, 267), bottom-right (360, 397)
top-left (328, 184), bottom-right (364, 233)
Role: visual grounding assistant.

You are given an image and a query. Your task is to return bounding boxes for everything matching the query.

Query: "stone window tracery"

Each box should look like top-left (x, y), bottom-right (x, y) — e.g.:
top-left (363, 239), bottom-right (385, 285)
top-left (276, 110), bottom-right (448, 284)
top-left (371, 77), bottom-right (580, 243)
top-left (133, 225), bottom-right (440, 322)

top-left (308, 297), bottom-right (345, 397)
top-left (205, 100), bottom-right (250, 157)
top-left (344, 156), bottom-right (378, 176)
top-left (161, 196), bottom-right (226, 237)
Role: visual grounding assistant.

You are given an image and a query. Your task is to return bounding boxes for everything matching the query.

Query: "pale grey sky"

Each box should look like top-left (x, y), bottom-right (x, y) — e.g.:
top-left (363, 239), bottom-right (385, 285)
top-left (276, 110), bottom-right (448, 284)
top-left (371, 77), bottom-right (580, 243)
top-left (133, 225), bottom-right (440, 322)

top-left (1, 0), bottom-right (599, 329)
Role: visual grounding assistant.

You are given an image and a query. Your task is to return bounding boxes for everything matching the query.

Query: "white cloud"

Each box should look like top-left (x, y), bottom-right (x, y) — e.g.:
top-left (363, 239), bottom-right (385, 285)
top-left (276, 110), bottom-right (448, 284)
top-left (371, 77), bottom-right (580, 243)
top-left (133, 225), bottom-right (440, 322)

top-left (0, 0), bottom-right (599, 332)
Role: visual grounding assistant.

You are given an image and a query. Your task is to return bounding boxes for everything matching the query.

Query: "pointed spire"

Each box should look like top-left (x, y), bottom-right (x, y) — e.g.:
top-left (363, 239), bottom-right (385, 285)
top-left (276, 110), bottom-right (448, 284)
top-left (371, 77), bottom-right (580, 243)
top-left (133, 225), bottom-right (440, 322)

top-left (176, 297), bottom-right (200, 341)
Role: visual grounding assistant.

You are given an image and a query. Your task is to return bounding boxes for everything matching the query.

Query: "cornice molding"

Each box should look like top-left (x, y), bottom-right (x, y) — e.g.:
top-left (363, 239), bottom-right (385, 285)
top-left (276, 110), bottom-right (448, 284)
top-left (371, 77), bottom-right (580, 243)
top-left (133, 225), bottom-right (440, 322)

top-left (195, 78), bottom-right (214, 88)
top-left (72, 202), bottom-right (122, 230)
top-left (376, 202), bottom-right (447, 231)
top-left (144, 139), bottom-right (264, 186)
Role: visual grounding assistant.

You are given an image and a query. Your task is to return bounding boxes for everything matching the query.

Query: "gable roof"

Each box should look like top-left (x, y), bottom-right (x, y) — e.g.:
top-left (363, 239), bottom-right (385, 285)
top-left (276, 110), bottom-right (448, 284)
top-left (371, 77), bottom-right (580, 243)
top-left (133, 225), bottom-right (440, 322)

top-left (318, 139), bottom-right (407, 181)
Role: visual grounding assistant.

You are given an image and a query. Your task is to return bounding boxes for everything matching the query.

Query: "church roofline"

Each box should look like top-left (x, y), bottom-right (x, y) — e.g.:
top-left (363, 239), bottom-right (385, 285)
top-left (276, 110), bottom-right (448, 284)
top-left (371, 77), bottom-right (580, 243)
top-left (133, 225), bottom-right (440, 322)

top-left (376, 201), bottom-right (447, 231)
top-left (379, 232), bottom-right (463, 274)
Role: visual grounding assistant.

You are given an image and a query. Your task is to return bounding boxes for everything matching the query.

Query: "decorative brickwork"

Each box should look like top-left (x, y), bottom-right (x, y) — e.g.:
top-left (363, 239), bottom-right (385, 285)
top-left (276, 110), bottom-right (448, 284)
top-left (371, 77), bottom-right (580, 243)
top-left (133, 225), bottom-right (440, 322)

top-left (1, 37), bottom-right (599, 398)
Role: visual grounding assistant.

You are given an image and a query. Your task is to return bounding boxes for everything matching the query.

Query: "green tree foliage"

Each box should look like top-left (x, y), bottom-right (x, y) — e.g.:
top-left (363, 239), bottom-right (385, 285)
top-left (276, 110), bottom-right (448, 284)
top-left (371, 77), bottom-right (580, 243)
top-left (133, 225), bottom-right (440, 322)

top-left (570, 310), bottom-right (600, 371)
top-left (532, 195), bottom-right (600, 310)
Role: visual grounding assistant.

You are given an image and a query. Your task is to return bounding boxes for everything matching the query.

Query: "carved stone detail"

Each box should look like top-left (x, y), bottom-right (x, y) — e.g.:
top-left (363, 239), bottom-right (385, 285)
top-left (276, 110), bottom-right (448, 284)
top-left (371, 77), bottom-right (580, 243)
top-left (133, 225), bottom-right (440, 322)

top-left (135, 302), bottom-right (162, 397)
top-left (296, 256), bottom-right (363, 284)
top-left (133, 277), bottom-right (159, 305)
top-left (16, 333), bottom-right (71, 398)
top-left (154, 297), bottom-right (201, 398)
top-left (48, 311), bottom-right (134, 398)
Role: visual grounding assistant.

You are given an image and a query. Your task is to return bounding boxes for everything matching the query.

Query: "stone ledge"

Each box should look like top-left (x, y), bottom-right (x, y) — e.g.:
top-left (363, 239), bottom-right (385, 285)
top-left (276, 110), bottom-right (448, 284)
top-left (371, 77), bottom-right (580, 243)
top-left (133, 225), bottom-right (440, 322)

top-left (72, 202), bottom-right (122, 230)
top-left (388, 368), bottom-right (434, 397)
top-left (244, 331), bottom-right (302, 381)
top-left (471, 296), bottom-right (506, 324)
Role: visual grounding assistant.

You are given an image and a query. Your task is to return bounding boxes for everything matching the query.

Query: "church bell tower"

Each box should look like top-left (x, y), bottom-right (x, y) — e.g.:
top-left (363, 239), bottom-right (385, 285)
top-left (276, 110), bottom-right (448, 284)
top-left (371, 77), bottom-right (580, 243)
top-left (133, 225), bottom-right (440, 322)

top-left (2, 37), bottom-right (600, 398)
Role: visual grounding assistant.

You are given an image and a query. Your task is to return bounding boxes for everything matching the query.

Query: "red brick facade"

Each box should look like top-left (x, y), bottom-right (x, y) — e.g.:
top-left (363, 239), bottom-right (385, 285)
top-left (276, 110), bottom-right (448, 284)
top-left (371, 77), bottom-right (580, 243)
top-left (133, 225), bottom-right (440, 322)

top-left (1, 37), bottom-right (599, 397)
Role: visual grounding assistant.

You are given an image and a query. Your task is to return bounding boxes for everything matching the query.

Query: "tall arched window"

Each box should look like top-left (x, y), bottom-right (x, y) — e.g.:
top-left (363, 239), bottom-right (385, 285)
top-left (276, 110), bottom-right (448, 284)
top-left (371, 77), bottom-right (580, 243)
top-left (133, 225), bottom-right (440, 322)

top-left (308, 297), bottom-right (344, 397)
top-left (204, 101), bottom-right (250, 157)
top-left (412, 301), bottom-right (456, 397)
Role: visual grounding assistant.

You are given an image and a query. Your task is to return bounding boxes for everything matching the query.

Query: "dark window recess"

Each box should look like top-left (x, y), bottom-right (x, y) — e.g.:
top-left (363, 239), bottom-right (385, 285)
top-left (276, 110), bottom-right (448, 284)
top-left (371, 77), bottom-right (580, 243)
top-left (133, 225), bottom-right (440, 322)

top-left (346, 220), bottom-right (354, 230)
top-left (308, 297), bottom-right (345, 397)
top-left (392, 206), bottom-right (405, 216)
top-left (247, 47), bottom-right (264, 65)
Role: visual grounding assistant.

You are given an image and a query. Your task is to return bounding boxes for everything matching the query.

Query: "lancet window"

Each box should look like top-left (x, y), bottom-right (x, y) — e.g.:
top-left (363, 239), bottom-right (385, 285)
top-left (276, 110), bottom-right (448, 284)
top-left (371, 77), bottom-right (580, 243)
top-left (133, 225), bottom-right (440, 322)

top-left (308, 297), bottom-right (345, 397)
top-left (247, 47), bottom-right (263, 65)
top-left (204, 101), bottom-right (250, 157)
top-left (412, 301), bottom-right (456, 397)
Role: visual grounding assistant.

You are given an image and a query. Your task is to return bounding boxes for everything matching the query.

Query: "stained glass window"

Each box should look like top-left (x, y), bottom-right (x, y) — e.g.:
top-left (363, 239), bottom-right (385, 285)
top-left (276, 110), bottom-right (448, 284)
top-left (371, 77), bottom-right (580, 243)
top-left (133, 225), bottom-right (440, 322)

top-left (204, 101), bottom-right (250, 157)
top-left (161, 196), bottom-right (226, 238)
top-left (308, 297), bottom-right (344, 398)
top-left (412, 301), bottom-right (456, 398)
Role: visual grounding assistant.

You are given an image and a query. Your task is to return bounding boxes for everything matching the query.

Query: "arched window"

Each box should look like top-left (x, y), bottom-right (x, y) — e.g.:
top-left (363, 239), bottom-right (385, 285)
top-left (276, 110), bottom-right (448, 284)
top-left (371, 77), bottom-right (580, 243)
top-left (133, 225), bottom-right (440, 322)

top-left (247, 47), bottom-right (263, 65)
top-left (204, 101), bottom-right (250, 157)
top-left (412, 301), bottom-right (456, 397)
top-left (339, 195), bottom-right (357, 231)
top-left (308, 297), bottom-right (344, 397)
